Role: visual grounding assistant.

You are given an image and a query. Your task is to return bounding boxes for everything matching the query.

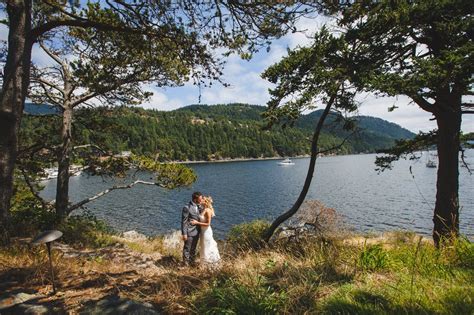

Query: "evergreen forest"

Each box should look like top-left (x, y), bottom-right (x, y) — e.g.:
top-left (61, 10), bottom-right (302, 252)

top-left (22, 103), bottom-right (414, 162)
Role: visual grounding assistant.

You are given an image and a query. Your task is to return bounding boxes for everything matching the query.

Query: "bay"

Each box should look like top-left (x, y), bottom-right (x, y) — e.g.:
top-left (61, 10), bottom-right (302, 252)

top-left (40, 151), bottom-right (474, 240)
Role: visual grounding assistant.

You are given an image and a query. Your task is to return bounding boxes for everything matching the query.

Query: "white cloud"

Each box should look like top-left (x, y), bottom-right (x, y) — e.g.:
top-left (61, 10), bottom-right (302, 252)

top-left (357, 94), bottom-right (474, 133)
top-left (284, 15), bottom-right (335, 49)
top-left (139, 87), bottom-right (185, 111)
top-left (31, 43), bottom-right (56, 67)
top-left (259, 44), bottom-right (288, 69)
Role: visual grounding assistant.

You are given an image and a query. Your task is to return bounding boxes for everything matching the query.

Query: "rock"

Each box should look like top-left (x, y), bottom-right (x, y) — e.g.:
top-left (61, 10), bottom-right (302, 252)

top-left (15, 303), bottom-right (49, 315)
top-left (0, 292), bottom-right (43, 310)
top-left (0, 292), bottom-right (49, 315)
top-left (162, 230), bottom-right (181, 250)
top-left (80, 295), bottom-right (158, 315)
top-left (122, 230), bottom-right (147, 241)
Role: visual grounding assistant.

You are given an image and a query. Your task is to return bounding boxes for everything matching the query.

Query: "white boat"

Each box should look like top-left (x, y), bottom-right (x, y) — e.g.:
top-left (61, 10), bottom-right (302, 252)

top-left (42, 165), bottom-right (83, 180)
top-left (278, 158), bottom-right (295, 166)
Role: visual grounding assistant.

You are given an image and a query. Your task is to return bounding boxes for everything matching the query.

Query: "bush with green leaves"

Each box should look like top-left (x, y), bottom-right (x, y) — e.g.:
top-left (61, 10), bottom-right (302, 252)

top-left (227, 220), bottom-right (270, 251)
top-left (58, 211), bottom-right (115, 248)
top-left (10, 179), bottom-right (57, 237)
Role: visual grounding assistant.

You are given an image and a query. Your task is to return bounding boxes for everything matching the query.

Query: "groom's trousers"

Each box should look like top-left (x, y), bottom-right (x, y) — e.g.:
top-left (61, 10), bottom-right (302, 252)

top-left (183, 235), bottom-right (199, 265)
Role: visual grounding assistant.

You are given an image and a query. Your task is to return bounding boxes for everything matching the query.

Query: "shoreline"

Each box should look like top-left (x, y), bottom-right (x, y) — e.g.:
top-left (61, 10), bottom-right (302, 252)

top-left (170, 154), bottom-right (315, 165)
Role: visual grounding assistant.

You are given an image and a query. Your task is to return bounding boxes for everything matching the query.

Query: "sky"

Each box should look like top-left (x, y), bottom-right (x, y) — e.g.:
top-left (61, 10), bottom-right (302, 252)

top-left (136, 16), bottom-right (473, 134)
top-left (1, 10), bottom-right (472, 134)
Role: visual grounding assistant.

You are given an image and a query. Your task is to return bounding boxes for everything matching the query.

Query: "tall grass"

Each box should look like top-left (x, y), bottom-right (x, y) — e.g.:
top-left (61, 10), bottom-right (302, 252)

top-left (1, 222), bottom-right (472, 314)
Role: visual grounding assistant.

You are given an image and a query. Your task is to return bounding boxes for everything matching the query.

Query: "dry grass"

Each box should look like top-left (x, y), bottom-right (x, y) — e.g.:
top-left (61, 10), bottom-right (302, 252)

top-left (1, 230), bottom-right (472, 314)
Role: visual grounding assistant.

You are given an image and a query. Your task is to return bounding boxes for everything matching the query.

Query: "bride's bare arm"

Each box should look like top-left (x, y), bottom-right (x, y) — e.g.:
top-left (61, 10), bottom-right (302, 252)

top-left (191, 210), bottom-right (211, 226)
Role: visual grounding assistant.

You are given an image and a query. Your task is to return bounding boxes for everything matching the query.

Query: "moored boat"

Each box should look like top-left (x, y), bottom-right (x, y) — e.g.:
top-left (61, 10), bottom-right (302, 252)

top-left (278, 158), bottom-right (295, 166)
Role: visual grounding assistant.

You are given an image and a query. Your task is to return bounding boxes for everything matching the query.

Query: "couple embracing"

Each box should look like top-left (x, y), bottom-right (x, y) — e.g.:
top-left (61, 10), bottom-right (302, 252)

top-left (181, 192), bottom-right (221, 266)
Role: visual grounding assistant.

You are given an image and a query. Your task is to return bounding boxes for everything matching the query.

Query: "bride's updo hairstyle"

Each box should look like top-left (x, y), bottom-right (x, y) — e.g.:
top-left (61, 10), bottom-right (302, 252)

top-left (203, 196), bottom-right (215, 217)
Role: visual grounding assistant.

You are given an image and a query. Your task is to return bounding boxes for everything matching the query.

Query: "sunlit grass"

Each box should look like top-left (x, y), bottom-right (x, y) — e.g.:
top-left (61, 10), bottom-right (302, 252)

top-left (1, 227), bottom-right (472, 314)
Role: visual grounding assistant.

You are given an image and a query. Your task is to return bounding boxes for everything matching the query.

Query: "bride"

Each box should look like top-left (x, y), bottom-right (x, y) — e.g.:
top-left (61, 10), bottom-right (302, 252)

top-left (190, 196), bottom-right (221, 264)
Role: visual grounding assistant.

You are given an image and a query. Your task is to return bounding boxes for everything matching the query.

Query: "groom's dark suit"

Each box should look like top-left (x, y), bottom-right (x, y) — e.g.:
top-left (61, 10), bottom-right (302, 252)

top-left (181, 201), bottom-right (202, 264)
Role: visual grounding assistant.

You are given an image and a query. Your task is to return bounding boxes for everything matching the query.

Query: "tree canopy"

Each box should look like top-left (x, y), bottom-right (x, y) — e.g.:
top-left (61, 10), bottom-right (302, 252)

top-left (0, 0), bottom-right (322, 243)
top-left (262, 0), bottom-right (473, 245)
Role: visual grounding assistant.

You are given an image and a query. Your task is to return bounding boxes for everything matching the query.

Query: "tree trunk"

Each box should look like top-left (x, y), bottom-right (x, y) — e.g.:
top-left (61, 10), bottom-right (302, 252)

top-left (263, 94), bottom-right (336, 242)
top-left (55, 105), bottom-right (73, 218)
top-left (0, 0), bottom-right (32, 244)
top-left (433, 103), bottom-right (461, 247)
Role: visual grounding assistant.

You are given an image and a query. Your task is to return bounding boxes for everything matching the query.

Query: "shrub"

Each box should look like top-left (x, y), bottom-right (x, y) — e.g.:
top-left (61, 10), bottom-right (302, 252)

top-left (227, 220), bottom-right (270, 251)
top-left (359, 244), bottom-right (389, 271)
top-left (58, 211), bottom-right (115, 248)
top-left (10, 179), bottom-right (57, 237)
top-left (292, 200), bottom-right (347, 237)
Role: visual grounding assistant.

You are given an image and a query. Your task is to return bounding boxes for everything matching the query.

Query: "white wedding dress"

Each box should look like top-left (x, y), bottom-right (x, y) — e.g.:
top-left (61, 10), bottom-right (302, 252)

top-left (199, 214), bottom-right (221, 264)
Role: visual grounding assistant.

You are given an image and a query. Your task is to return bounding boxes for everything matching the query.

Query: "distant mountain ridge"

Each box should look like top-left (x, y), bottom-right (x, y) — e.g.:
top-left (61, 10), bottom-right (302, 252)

top-left (176, 104), bottom-right (415, 151)
top-left (22, 103), bottom-right (415, 161)
top-left (24, 102), bottom-right (62, 115)
top-left (296, 109), bottom-right (414, 152)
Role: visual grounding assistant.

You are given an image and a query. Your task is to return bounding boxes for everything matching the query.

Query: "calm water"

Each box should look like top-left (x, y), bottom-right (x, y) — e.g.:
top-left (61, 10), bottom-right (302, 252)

top-left (40, 151), bottom-right (474, 239)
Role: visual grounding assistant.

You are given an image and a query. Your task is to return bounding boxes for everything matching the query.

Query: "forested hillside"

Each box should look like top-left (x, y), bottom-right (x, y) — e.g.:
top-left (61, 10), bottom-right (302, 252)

top-left (22, 103), bottom-right (414, 161)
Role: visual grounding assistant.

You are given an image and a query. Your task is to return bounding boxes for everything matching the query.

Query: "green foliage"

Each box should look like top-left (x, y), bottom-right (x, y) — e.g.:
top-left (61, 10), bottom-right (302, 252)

top-left (375, 130), bottom-right (438, 171)
top-left (358, 244), bottom-right (389, 271)
top-left (58, 211), bottom-right (115, 248)
top-left (10, 179), bottom-right (56, 237)
top-left (22, 104), bottom-right (413, 163)
top-left (376, 130), bottom-right (473, 171)
top-left (133, 155), bottom-right (197, 188)
top-left (317, 236), bottom-right (474, 314)
top-left (262, 27), bottom-right (360, 129)
top-left (227, 220), bottom-right (271, 251)
top-left (193, 277), bottom-right (288, 315)
top-left (10, 176), bottom-right (114, 248)
top-left (444, 237), bottom-right (474, 269)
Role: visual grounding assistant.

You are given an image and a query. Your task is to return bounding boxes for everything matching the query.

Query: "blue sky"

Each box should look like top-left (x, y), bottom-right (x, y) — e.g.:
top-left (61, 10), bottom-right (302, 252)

top-left (136, 16), bottom-right (474, 134)
top-left (1, 11), bottom-right (472, 134)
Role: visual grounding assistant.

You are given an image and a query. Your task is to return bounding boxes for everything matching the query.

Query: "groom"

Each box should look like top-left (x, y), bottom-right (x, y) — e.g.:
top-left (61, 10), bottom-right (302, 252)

top-left (181, 191), bottom-right (203, 265)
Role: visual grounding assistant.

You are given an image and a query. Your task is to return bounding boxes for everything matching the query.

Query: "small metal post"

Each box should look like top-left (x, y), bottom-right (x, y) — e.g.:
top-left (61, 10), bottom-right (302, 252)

top-left (46, 242), bottom-right (56, 294)
top-left (32, 230), bottom-right (63, 295)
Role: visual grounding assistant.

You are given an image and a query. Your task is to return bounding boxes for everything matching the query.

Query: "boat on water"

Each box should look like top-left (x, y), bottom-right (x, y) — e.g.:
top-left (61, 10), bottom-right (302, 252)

top-left (42, 165), bottom-right (83, 180)
top-left (278, 158), bottom-right (295, 166)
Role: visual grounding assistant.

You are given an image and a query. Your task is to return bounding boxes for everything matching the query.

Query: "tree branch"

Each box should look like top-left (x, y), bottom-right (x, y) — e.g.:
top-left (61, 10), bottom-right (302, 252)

top-left (39, 41), bottom-right (68, 69)
top-left (72, 143), bottom-right (107, 154)
top-left (31, 18), bottom-right (152, 41)
top-left (317, 130), bottom-right (357, 155)
top-left (66, 180), bottom-right (156, 215)
top-left (31, 76), bottom-right (65, 95)
top-left (34, 82), bottom-right (64, 108)
top-left (410, 94), bottom-right (435, 113)
top-left (20, 168), bottom-right (49, 210)
top-left (460, 147), bottom-right (472, 175)
top-left (264, 90), bottom-right (338, 242)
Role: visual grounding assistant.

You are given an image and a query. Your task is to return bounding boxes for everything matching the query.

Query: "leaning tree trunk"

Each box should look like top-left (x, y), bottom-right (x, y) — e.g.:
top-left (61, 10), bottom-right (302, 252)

top-left (55, 105), bottom-right (73, 218)
top-left (0, 0), bottom-right (32, 244)
top-left (263, 94), bottom-right (336, 242)
top-left (433, 101), bottom-right (461, 247)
